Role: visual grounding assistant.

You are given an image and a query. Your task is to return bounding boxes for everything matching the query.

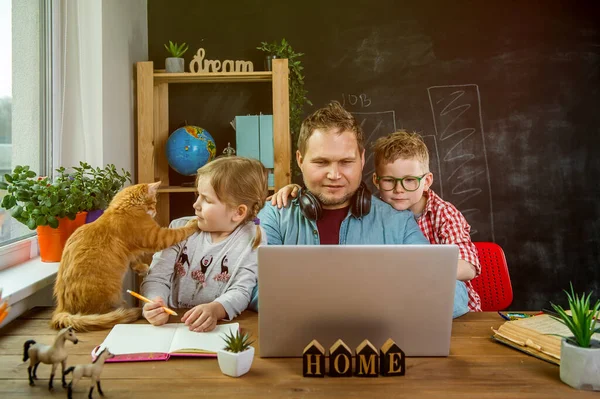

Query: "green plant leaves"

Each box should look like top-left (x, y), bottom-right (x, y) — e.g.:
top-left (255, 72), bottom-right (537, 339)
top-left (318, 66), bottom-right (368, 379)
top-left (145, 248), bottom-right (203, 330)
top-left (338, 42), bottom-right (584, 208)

top-left (550, 282), bottom-right (600, 348)
top-left (164, 40), bottom-right (189, 58)
top-left (0, 162), bottom-right (131, 229)
top-left (221, 330), bottom-right (254, 353)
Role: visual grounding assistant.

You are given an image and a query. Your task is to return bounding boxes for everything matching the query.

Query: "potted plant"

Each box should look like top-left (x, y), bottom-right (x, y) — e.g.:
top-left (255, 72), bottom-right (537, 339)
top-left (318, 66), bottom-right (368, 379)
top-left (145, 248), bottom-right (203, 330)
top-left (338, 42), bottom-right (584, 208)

top-left (257, 39), bottom-right (312, 179)
top-left (217, 330), bottom-right (255, 377)
top-left (164, 40), bottom-right (189, 73)
top-left (0, 165), bottom-right (86, 262)
top-left (69, 162), bottom-right (131, 223)
top-left (550, 283), bottom-right (600, 391)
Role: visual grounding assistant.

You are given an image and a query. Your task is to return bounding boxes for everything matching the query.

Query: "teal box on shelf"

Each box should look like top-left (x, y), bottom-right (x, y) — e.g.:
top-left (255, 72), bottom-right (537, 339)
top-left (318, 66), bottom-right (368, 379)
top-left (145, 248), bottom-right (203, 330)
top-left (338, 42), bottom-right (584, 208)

top-left (235, 115), bottom-right (274, 187)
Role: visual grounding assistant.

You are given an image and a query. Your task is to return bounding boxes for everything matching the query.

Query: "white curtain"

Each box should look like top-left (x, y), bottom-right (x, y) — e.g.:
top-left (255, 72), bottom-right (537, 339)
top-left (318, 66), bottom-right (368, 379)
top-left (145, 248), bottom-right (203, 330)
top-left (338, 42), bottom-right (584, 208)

top-left (54, 0), bottom-right (103, 170)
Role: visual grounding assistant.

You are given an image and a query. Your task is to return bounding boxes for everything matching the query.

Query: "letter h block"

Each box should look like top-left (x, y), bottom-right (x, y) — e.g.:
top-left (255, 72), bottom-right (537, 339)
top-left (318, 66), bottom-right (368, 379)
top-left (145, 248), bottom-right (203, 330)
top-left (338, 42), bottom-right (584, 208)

top-left (303, 339), bottom-right (325, 378)
top-left (380, 338), bottom-right (405, 376)
top-left (354, 339), bottom-right (379, 377)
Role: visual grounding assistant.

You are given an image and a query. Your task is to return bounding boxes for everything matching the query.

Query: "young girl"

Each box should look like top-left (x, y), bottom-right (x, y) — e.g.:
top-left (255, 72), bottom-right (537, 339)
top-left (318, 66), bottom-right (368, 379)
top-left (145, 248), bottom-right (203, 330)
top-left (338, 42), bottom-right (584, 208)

top-left (141, 156), bottom-right (268, 332)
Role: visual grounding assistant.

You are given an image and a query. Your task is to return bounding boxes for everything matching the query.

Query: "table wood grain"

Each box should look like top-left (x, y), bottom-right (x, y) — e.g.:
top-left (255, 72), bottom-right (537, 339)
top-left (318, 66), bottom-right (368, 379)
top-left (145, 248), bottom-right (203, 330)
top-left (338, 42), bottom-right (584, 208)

top-left (0, 308), bottom-right (595, 398)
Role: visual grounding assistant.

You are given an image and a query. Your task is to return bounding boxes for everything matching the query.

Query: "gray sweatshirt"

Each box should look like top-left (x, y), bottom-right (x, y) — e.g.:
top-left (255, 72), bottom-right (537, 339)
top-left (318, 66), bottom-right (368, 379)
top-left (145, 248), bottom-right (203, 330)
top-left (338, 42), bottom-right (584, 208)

top-left (141, 217), bottom-right (265, 320)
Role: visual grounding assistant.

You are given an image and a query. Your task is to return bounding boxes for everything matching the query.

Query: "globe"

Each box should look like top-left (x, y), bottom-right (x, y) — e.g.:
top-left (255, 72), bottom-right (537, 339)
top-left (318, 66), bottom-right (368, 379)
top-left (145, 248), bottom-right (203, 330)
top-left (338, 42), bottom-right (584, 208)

top-left (165, 126), bottom-right (216, 176)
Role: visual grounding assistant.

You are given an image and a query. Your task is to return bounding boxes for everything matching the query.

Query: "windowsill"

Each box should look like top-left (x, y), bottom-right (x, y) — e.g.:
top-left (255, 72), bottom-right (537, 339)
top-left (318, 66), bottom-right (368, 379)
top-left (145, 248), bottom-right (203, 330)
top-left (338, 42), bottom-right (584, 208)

top-left (0, 257), bottom-right (58, 327)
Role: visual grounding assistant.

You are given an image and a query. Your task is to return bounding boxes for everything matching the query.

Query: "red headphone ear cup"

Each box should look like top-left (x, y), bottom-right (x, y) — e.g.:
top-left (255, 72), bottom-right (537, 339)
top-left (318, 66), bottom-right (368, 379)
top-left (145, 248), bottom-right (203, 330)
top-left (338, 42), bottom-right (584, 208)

top-left (298, 189), bottom-right (322, 221)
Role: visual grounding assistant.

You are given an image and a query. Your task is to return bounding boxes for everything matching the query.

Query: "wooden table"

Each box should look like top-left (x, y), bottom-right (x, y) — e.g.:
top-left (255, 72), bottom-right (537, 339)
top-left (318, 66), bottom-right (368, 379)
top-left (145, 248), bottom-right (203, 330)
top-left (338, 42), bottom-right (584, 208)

top-left (0, 309), bottom-right (596, 398)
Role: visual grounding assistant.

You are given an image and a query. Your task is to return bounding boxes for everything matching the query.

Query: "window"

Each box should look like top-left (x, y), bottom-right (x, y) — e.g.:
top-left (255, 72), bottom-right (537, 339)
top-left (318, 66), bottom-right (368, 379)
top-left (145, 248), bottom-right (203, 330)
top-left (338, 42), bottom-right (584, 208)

top-left (0, 0), bottom-right (53, 264)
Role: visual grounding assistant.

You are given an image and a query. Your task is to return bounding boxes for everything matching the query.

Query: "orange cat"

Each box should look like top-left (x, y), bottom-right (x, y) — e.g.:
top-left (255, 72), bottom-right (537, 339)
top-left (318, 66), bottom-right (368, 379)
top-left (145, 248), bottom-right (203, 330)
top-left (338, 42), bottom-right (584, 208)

top-left (51, 182), bottom-right (199, 331)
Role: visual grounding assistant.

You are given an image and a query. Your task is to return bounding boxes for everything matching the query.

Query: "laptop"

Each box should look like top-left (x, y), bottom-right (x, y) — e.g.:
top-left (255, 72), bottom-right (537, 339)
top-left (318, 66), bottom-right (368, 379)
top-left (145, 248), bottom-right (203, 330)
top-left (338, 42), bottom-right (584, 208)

top-left (258, 245), bottom-right (459, 358)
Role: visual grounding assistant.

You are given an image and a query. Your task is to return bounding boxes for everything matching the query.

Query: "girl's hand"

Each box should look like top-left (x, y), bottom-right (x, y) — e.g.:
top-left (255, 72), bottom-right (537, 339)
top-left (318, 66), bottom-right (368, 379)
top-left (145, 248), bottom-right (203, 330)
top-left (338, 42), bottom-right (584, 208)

top-left (269, 184), bottom-right (300, 208)
top-left (182, 302), bottom-right (226, 332)
top-left (142, 296), bottom-right (170, 326)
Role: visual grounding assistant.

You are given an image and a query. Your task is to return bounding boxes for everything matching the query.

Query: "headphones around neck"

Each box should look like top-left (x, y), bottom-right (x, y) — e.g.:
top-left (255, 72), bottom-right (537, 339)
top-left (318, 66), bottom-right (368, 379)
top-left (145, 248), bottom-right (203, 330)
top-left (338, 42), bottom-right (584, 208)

top-left (298, 182), bottom-right (372, 221)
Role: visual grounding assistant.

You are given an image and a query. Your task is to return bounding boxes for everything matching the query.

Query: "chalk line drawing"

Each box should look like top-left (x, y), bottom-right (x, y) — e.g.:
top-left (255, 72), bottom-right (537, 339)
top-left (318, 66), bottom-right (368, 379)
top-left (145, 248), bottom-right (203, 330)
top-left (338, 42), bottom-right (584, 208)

top-left (427, 84), bottom-right (495, 241)
top-left (351, 111), bottom-right (397, 192)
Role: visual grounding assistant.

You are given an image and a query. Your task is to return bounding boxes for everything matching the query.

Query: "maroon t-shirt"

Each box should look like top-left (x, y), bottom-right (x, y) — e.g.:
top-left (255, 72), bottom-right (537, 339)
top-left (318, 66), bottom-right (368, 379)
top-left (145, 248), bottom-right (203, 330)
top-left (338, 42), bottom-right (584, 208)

top-left (316, 206), bottom-right (350, 245)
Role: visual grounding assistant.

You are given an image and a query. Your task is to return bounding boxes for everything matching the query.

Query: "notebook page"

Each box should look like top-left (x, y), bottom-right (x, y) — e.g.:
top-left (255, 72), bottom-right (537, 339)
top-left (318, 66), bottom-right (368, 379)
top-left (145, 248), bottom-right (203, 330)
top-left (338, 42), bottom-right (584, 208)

top-left (99, 324), bottom-right (178, 355)
top-left (169, 323), bottom-right (239, 354)
top-left (515, 314), bottom-right (600, 340)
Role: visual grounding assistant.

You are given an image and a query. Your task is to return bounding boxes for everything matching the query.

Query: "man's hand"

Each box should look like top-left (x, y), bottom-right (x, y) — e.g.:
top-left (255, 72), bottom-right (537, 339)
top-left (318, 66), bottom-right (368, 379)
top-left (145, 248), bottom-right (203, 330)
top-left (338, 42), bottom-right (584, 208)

top-left (268, 184), bottom-right (301, 208)
top-left (181, 302), bottom-right (227, 332)
top-left (142, 296), bottom-right (170, 326)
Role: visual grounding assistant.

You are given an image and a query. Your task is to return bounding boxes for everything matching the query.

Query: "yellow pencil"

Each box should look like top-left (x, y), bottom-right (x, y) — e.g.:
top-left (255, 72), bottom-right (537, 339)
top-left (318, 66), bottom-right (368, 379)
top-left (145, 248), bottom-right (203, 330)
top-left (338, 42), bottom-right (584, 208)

top-left (127, 290), bottom-right (178, 316)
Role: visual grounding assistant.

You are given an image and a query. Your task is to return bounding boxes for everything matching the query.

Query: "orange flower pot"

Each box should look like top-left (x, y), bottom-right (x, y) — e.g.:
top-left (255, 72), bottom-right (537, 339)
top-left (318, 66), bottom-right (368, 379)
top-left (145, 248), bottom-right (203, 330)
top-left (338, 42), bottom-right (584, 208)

top-left (37, 223), bottom-right (68, 263)
top-left (36, 212), bottom-right (87, 262)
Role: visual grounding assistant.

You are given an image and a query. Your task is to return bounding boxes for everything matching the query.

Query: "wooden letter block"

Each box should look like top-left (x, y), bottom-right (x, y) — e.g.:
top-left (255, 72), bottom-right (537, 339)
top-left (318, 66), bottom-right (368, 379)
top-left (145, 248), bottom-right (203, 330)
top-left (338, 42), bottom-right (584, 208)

top-left (354, 339), bottom-right (379, 377)
top-left (380, 338), bottom-right (405, 376)
top-left (303, 340), bottom-right (325, 378)
top-left (328, 339), bottom-right (352, 377)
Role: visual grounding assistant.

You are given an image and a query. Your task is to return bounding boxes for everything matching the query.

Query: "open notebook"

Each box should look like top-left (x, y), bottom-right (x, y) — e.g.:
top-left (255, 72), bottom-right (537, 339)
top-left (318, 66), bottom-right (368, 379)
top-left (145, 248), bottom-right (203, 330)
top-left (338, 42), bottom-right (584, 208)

top-left (492, 314), bottom-right (600, 365)
top-left (92, 323), bottom-right (239, 362)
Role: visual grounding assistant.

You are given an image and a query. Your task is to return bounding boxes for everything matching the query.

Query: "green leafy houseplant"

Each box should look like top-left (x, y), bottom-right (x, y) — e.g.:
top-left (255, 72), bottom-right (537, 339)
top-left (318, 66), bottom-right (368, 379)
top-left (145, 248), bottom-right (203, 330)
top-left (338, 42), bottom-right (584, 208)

top-left (257, 39), bottom-right (313, 178)
top-left (0, 165), bottom-right (84, 229)
top-left (164, 40), bottom-right (189, 58)
top-left (550, 283), bottom-right (600, 347)
top-left (69, 162), bottom-right (131, 212)
top-left (222, 330), bottom-right (254, 353)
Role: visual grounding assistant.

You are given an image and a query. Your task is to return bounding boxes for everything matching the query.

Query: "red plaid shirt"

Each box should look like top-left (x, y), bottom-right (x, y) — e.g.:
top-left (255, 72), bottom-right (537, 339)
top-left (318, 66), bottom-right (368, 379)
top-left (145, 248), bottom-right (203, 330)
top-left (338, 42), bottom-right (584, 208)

top-left (416, 190), bottom-right (482, 311)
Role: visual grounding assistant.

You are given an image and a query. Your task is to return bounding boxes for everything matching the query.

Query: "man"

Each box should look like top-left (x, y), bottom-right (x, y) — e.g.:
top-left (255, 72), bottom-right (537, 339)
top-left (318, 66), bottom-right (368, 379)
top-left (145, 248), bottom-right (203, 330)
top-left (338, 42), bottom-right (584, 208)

top-left (250, 101), bottom-right (439, 307)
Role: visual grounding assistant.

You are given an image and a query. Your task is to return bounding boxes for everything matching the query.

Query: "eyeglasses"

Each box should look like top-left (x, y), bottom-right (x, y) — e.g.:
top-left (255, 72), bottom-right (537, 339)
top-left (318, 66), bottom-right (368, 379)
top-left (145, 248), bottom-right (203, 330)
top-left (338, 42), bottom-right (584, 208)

top-left (376, 174), bottom-right (428, 192)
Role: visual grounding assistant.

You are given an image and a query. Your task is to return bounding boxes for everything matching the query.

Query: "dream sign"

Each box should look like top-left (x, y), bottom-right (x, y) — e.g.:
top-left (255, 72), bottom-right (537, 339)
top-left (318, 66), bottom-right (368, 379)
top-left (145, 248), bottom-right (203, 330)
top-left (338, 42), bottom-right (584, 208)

top-left (189, 48), bottom-right (254, 73)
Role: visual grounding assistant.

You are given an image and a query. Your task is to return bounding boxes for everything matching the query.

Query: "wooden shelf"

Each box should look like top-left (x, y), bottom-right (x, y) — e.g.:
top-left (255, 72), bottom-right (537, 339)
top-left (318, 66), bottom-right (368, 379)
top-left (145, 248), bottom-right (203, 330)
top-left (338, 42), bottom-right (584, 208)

top-left (158, 185), bottom-right (275, 193)
top-left (137, 59), bottom-right (290, 226)
top-left (158, 186), bottom-right (196, 193)
top-left (153, 72), bottom-right (273, 84)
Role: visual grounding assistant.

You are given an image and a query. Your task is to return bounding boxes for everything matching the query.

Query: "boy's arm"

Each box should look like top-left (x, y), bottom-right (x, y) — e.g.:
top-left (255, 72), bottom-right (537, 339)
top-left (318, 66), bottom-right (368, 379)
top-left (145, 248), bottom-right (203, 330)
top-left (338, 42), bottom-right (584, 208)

top-left (437, 208), bottom-right (480, 281)
top-left (402, 213), bottom-right (430, 244)
top-left (269, 184), bottom-right (300, 208)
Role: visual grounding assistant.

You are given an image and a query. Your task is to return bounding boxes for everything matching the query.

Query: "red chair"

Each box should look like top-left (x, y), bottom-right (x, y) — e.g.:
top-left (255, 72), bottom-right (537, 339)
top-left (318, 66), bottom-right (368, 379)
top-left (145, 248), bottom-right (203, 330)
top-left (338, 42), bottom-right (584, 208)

top-left (471, 242), bottom-right (513, 311)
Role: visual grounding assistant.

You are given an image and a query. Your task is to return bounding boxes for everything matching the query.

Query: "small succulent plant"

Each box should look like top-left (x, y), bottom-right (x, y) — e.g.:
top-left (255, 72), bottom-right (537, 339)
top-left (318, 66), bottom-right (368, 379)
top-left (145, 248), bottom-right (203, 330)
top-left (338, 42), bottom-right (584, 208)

top-left (164, 41), bottom-right (189, 58)
top-left (550, 283), bottom-right (600, 348)
top-left (222, 330), bottom-right (254, 353)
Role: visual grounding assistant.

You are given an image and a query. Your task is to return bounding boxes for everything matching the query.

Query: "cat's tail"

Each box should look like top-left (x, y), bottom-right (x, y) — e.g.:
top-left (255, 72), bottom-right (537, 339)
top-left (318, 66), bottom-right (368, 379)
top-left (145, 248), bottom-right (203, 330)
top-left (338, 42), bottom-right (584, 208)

top-left (51, 308), bottom-right (141, 332)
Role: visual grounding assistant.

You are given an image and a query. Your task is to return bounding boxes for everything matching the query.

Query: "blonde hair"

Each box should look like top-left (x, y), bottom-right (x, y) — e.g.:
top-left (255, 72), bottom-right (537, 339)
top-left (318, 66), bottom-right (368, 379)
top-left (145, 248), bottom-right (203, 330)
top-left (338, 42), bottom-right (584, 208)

top-left (195, 156), bottom-right (268, 249)
top-left (297, 101), bottom-right (364, 155)
top-left (372, 130), bottom-right (430, 172)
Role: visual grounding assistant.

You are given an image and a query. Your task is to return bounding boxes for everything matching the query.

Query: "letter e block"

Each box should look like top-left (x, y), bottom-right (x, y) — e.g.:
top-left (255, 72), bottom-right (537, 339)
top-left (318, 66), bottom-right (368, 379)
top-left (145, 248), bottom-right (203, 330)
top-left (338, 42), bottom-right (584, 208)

top-left (303, 339), bottom-right (325, 377)
top-left (380, 338), bottom-right (405, 376)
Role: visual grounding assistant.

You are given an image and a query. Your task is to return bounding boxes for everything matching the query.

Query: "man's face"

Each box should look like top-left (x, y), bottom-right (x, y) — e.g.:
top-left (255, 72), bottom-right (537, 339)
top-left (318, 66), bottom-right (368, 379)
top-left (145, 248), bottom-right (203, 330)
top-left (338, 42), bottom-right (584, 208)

top-left (297, 129), bottom-right (365, 209)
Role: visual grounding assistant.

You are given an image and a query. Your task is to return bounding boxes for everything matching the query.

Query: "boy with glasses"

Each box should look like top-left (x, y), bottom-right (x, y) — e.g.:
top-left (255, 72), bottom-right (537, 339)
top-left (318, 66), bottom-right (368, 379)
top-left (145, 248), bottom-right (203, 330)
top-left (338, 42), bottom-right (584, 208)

top-left (271, 129), bottom-right (480, 315)
top-left (372, 130), bottom-right (481, 313)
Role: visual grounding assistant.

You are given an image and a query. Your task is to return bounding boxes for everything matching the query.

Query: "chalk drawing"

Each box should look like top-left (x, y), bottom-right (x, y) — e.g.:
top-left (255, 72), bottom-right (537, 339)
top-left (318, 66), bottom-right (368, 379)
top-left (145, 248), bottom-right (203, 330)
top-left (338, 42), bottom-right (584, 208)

top-left (350, 111), bottom-right (396, 192)
top-left (427, 84), bottom-right (494, 240)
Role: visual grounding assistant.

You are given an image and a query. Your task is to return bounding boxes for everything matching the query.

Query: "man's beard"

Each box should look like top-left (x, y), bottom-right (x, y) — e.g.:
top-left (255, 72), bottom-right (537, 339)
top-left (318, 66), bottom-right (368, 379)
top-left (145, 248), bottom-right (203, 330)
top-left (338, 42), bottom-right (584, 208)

top-left (315, 191), bottom-right (353, 207)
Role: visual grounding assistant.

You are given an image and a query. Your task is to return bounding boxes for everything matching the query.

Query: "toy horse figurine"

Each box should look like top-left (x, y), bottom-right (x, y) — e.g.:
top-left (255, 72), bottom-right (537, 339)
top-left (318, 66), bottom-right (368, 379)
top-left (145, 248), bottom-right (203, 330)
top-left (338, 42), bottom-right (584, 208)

top-left (65, 348), bottom-right (114, 399)
top-left (23, 327), bottom-right (79, 389)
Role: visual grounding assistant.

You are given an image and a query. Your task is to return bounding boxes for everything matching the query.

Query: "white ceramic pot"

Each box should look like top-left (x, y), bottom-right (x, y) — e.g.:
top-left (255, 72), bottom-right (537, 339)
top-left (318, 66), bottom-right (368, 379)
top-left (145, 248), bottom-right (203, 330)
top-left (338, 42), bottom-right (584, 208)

top-left (165, 57), bottom-right (184, 73)
top-left (217, 346), bottom-right (255, 377)
top-left (560, 338), bottom-right (600, 391)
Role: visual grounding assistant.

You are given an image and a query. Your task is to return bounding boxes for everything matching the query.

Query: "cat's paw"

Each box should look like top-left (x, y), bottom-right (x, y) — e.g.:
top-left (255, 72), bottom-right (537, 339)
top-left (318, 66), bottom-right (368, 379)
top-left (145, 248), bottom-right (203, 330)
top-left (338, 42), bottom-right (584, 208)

top-left (132, 262), bottom-right (149, 276)
top-left (185, 217), bottom-right (201, 231)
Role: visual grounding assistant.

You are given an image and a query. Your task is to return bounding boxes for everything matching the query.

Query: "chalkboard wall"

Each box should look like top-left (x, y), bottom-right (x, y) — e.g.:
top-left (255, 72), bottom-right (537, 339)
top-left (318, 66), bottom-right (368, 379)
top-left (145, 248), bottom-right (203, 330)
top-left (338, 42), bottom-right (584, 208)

top-left (147, 0), bottom-right (600, 309)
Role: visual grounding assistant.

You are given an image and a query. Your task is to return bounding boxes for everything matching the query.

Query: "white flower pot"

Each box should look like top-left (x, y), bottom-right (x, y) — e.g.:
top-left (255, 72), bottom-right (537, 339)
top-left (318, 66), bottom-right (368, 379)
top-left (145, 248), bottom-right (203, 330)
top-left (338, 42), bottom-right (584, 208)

top-left (165, 57), bottom-right (184, 73)
top-left (217, 346), bottom-right (255, 377)
top-left (560, 338), bottom-right (600, 391)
